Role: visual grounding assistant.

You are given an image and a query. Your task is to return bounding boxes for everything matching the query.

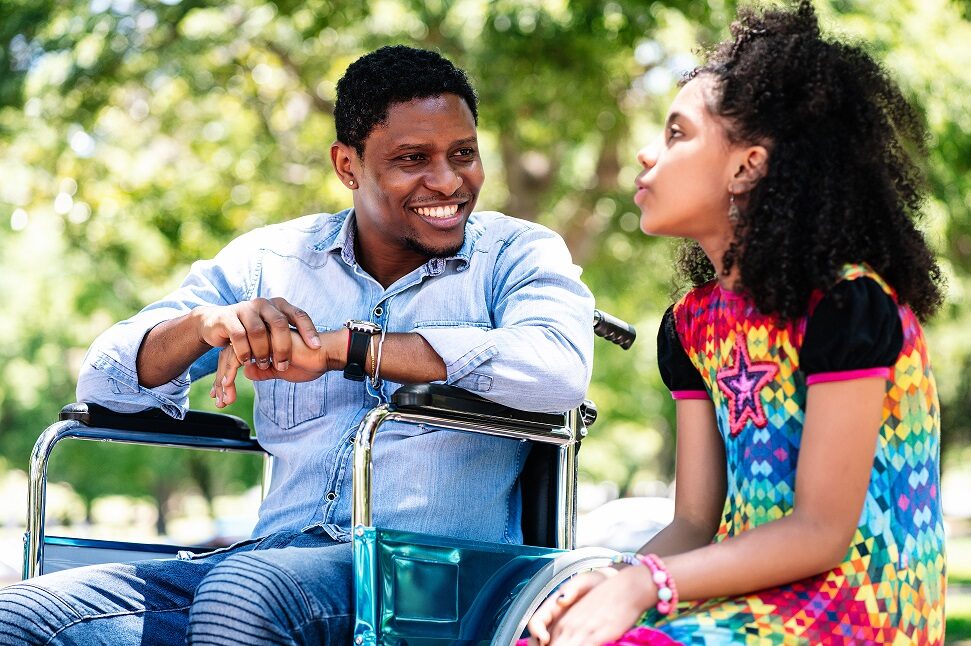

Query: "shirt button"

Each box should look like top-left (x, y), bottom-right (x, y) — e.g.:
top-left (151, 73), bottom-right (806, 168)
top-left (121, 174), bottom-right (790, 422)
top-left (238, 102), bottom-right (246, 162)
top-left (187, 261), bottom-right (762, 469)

top-left (326, 492), bottom-right (337, 501)
top-left (373, 306), bottom-right (383, 317)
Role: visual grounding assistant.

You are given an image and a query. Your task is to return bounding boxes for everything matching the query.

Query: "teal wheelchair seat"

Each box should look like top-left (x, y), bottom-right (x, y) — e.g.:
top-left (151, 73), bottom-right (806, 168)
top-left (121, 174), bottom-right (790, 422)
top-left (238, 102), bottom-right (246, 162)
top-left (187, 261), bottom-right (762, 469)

top-left (354, 527), bottom-right (614, 645)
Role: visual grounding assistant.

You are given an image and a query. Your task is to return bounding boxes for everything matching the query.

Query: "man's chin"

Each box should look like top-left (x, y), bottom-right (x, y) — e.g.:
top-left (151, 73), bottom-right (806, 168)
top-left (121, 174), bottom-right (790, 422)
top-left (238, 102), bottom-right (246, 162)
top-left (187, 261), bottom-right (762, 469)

top-left (404, 235), bottom-right (465, 259)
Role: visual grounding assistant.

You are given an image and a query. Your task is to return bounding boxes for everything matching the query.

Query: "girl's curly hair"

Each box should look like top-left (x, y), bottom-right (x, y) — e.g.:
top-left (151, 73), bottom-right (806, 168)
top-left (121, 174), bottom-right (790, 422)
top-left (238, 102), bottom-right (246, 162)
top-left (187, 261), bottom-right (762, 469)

top-left (678, 0), bottom-right (943, 321)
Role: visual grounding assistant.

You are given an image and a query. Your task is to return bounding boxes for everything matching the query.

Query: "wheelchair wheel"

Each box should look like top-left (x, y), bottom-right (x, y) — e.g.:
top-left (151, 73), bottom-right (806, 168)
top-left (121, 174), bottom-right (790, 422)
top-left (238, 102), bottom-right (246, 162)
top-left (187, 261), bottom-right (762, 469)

top-left (491, 546), bottom-right (618, 645)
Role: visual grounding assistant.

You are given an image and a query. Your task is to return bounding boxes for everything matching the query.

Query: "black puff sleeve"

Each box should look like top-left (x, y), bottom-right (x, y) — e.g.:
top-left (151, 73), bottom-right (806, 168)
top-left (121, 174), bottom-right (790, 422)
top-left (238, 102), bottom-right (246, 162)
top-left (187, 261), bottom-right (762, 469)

top-left (657, 305), bottom-right (708, 397)
top-left (800, 277), bottom-right (903, 384)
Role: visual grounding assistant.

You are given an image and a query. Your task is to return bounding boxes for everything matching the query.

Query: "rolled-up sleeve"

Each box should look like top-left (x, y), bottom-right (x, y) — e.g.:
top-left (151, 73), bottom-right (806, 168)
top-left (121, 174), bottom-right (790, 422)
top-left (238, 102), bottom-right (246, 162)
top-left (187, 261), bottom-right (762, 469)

top-left (76, 234), bottom-right (257, 419)
top-left (416, 225), bottom-right (594, 413)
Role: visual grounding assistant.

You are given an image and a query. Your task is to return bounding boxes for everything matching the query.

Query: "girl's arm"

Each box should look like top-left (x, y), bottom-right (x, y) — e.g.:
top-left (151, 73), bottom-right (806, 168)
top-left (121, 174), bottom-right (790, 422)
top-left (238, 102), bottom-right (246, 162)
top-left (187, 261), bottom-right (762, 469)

top-left (527, 398), bottom-right (724, 645)
top-left (637, 398), bottom-right (726, 557)
top-left (540, 376), bottom-right (884, 645)
top-left (659, 377), bottom-right (883, 600)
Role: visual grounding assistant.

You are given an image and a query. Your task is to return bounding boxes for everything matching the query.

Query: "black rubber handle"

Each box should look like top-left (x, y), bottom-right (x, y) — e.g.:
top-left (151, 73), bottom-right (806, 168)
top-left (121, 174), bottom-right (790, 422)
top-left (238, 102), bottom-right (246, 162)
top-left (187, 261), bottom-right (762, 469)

top-left (593, 309), bottom-right (636, 350)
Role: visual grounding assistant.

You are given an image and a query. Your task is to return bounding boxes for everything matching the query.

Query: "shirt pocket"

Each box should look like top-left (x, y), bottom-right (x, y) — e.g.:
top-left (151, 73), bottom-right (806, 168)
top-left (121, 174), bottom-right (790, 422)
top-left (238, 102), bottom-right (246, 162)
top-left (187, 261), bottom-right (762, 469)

top-left (256, 376), bottom-right (329, 430)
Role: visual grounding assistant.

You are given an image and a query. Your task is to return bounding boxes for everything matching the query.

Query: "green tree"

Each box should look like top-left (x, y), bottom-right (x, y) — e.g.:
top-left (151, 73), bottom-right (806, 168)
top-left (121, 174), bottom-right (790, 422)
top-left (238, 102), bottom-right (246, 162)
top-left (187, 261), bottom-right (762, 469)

top-left (1, 0), bottom-right (969, 520)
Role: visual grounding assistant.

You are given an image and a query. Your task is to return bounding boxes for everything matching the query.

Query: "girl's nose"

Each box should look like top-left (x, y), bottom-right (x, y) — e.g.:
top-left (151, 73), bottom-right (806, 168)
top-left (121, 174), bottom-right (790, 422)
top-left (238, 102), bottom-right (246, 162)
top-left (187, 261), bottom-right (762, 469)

top-left (636, 136), bottom-right (662, 169)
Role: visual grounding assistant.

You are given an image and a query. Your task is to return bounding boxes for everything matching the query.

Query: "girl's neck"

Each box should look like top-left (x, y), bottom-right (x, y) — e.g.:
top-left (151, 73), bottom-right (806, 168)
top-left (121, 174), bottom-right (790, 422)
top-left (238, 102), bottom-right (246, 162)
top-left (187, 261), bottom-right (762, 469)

top-left (698, 236), bottom-right (742, 293)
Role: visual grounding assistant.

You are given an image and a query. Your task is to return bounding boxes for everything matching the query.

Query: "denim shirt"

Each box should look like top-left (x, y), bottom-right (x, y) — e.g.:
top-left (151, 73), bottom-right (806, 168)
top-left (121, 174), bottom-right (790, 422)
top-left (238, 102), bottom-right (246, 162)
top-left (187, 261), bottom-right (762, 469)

top-left (76, 209), bottom-right (594, 544)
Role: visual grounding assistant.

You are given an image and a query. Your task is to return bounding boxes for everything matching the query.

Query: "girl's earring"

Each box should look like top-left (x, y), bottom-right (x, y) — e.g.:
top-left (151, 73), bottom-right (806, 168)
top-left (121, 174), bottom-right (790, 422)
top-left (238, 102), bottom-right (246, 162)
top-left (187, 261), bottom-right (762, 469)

top-left (348, 179), bottom-right (356, 187)
top-left (728, 193), bottom-right (740, 223)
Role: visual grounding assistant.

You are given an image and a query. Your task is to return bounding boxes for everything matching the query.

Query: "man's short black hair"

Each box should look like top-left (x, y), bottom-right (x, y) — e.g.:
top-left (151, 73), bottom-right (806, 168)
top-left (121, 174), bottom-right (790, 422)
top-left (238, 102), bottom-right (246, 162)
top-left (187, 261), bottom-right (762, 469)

top-left (334, 45), bottom-right (479, 157)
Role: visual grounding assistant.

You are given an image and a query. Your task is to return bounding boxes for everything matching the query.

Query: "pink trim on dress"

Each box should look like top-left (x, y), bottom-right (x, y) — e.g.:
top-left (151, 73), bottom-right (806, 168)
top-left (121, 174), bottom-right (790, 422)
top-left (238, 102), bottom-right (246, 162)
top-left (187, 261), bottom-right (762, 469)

top-left (603, 626), bottom-right (684, 645)
top-left (805, 366), bottom-right (892, 386)
top-left (671, 390), bottom-right (709, 400)
top-left (516, 625), bottom-right (683, 646)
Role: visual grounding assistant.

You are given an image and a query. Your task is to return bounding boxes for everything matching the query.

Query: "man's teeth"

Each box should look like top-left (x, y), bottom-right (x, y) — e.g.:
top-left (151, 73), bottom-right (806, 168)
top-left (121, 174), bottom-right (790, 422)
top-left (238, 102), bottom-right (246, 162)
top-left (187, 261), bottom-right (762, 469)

top-left (414, 204), bottom-right (459, 218)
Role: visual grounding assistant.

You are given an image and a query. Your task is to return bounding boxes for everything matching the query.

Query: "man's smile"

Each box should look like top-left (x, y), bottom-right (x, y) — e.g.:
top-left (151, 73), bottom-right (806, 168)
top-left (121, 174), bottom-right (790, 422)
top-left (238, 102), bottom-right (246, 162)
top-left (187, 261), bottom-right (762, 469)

top-left (413, 204), bottom-right (460, 218)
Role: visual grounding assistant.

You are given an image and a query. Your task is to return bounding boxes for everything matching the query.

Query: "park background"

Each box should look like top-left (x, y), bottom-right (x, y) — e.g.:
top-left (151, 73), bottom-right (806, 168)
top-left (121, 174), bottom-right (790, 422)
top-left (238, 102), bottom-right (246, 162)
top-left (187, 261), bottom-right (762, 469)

top-left (1, 0), bottom-right (970, 640)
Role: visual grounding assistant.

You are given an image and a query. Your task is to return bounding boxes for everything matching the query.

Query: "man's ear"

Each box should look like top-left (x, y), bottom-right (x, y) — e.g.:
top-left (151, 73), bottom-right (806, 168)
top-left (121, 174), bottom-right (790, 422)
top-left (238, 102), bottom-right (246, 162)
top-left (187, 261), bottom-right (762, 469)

top-left (331, 141), bottom-right (359, 189)
top-left (728, 145), bottom-right (769, 194)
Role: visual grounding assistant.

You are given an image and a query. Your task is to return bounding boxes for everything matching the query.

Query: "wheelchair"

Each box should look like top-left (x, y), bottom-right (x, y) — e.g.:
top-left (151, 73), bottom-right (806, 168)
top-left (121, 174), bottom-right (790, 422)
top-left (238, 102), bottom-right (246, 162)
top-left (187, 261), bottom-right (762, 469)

top-left (22, 310), bottom-right (635, 645)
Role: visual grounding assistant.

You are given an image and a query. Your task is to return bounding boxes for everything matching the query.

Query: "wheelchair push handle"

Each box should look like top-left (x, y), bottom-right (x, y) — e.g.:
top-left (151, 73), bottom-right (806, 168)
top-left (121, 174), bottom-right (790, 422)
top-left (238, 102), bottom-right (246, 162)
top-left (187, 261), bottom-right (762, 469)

top-left (593, 309), bottom-right (636, 350)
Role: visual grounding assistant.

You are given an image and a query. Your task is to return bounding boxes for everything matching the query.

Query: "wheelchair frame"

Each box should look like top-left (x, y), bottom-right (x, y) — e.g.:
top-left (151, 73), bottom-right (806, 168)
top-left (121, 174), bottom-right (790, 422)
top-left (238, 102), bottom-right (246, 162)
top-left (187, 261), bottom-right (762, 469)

top-left (21, 309), bottom-right (636, 644)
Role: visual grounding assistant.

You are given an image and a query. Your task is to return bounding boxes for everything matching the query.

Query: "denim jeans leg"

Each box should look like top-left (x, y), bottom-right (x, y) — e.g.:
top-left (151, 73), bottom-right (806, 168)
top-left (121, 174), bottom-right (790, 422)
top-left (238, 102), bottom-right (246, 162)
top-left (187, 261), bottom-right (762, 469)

top-left (186, 536), bottom-right (353, 646)
top-left (0, 553), bottom-right (222, 646)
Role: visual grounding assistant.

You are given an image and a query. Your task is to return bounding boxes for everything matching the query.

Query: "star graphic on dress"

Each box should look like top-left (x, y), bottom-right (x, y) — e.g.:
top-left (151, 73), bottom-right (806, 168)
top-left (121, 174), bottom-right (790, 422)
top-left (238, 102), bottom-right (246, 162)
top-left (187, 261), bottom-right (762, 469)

top-left (716, 341), bottom-right (778, 437)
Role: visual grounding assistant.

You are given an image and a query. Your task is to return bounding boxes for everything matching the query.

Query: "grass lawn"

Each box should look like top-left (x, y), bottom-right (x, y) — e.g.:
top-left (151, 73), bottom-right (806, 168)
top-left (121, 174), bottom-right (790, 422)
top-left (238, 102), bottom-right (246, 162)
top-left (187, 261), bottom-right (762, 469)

top-left (948, 534), bottom-right (971, 643)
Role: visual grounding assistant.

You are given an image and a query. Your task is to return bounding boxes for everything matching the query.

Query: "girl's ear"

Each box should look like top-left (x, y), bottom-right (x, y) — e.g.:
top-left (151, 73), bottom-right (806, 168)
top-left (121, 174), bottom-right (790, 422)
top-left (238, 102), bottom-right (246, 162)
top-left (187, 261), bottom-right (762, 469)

top-left (728, 145), bottom-right (770, 194)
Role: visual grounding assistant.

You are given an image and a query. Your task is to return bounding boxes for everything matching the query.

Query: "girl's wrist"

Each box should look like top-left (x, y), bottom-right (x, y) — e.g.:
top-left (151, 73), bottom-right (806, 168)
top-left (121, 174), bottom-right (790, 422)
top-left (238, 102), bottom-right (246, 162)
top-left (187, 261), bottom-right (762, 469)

top-left (609, 552), bottom-right (678, 614)
top-left (618, 561), bottom-right (659, 609)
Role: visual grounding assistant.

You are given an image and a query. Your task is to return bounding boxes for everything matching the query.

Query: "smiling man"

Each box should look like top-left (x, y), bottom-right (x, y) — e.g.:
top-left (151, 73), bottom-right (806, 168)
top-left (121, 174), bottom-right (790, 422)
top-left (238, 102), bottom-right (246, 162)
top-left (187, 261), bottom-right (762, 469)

top-left (0, 46), bottom-right (594, 645)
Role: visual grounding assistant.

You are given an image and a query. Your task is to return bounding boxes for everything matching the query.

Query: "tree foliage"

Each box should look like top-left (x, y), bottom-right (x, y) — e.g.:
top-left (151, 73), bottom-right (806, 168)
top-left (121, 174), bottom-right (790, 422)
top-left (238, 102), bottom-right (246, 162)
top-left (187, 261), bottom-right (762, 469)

top-left (1, 0), bottom-right (969, 521)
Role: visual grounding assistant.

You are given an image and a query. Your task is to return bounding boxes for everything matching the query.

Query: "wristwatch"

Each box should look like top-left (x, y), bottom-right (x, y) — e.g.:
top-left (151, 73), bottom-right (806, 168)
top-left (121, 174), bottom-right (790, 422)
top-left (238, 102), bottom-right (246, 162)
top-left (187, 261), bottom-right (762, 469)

top-left (343, 320), bottom-right (381, 381)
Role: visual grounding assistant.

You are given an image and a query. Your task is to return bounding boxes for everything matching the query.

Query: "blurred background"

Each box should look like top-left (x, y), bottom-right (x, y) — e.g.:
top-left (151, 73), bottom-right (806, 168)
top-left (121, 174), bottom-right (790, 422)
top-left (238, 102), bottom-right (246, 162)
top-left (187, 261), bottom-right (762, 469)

top-left (1, 0), bottom-right (970, 640)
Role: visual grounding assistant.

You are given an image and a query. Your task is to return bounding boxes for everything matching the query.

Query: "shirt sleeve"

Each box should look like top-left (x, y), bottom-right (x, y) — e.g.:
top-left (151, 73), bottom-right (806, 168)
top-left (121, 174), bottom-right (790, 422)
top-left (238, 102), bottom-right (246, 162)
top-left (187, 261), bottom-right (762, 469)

top-left (415, 224), bottom-right (594, 413)
top-left (657, 305), bottom-right (709, 399)
top-left (800, 277), bottom-right (903, 386)
top-left (75, 233), bottom-right (259, 419)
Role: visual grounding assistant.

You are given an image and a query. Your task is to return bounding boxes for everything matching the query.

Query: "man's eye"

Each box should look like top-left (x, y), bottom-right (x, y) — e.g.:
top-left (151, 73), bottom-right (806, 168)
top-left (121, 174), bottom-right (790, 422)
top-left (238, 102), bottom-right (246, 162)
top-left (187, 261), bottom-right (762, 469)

top-left (399, 153), bottom-right (425, 162)
top-left (454, 148), bottom-right (476, 156)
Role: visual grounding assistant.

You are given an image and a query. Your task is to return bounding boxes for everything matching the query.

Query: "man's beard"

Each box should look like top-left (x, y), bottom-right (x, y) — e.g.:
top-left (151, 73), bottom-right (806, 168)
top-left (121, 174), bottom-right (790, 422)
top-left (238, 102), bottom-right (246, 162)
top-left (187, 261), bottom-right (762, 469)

top-left (403, 233), bottom-right (465, 259)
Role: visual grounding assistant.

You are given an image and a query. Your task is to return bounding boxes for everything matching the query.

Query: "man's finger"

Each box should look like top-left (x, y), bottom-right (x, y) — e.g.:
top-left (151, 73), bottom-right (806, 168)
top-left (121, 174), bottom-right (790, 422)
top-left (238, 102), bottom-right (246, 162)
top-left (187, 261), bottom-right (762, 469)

top-left (274, 298), bottom-right (321, 349)
top-left (223, 315), bottom-right (252, 365)
top-left (237, 302), bottom-right (272, 368)
top-left (214, 348), bottom-right (242, 407)
top-left (258, 300), bottom-right (294, 371)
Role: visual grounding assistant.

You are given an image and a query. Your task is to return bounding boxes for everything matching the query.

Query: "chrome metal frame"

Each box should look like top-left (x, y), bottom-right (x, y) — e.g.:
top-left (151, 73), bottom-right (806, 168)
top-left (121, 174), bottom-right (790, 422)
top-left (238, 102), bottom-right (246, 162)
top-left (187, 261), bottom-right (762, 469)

top-left (352, 404), bottom-right (584, 550)
top-left (24, 420), bottom-right (266, 579)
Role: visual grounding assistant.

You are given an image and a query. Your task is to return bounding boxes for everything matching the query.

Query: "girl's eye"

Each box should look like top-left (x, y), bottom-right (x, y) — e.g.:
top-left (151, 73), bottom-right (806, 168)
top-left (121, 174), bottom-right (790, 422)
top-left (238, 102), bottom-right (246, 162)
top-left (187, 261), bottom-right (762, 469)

top-left (666, 127), bottom-right (683, 143)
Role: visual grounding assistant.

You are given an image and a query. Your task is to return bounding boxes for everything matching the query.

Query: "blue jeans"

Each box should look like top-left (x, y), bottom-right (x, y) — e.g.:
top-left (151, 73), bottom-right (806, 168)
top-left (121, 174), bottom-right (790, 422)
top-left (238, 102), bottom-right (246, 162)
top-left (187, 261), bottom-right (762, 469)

top-left (0, 530), bottom-right (353, 645)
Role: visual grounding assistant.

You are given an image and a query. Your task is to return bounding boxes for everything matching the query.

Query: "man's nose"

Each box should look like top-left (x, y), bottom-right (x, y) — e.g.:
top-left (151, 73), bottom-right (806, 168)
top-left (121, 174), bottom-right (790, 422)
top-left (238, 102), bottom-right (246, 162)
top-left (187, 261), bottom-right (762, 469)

top-left (425, 159), bottom-right (463, 195)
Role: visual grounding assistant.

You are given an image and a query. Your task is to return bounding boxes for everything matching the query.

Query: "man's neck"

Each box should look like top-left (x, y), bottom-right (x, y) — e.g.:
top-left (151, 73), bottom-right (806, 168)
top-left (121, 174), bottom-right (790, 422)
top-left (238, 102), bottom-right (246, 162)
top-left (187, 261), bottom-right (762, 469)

top-left (353, 227), bottom-right (429, 289)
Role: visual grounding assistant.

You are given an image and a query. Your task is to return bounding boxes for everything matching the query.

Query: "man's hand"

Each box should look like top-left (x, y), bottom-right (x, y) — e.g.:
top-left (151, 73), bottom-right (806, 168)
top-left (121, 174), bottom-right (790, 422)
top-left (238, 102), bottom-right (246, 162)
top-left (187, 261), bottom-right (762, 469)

top-left (196, 297), bottom-right (320, 373)
top-left (211, 328), bottom-right (341, 407)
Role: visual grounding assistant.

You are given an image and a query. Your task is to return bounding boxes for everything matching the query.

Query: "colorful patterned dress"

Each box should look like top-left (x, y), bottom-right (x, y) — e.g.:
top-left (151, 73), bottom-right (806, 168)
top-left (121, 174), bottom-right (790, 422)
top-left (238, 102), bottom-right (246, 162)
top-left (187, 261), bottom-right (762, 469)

top-left (612, 264), bottom-right (945, 645)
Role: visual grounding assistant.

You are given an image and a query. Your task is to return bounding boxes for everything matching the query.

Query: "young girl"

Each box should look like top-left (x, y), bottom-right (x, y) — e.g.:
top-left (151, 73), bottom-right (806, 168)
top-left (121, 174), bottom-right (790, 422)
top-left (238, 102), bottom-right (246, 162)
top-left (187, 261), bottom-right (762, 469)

top-left (526, 2), bottom-right (946, 644)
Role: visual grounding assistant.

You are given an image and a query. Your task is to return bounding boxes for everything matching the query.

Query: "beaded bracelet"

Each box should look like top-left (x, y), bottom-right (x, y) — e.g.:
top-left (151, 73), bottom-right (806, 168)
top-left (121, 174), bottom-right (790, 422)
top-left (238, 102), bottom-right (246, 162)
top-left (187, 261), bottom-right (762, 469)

top-left (609, 552), bottom-right (679, 615)
top-left (610, 552), bottom-right (641, 567)
top-left (639, 553), bottom-right (678, 615)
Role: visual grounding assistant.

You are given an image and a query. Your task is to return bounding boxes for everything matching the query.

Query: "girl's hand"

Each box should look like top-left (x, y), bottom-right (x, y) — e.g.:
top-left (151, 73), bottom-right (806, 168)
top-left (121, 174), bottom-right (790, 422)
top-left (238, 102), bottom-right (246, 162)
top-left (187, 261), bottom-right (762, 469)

top-left (545, 565), bottom-right (656, 646)
top-left (527, 570), bottom-right (610, 645)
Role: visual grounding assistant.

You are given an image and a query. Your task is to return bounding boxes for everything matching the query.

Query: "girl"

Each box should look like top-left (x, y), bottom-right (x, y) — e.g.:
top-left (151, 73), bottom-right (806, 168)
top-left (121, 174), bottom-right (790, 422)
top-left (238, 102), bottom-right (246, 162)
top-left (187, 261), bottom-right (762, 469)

top-left (526, 1), bottom-right (946, 644)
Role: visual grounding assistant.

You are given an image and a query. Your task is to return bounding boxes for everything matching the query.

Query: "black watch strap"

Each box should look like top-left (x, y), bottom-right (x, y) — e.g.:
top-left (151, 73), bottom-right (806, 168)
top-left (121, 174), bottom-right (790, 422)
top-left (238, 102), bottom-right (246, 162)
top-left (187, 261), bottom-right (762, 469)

top-left (344, 328), bottom-right (370, 381)
top-left (343, 320), bottom-right (380, 381)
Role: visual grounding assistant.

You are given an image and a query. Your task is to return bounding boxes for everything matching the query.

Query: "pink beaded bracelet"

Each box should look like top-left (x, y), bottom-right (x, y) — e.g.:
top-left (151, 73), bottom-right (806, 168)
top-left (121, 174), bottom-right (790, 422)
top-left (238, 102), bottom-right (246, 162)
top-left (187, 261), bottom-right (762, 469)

top-left (637, 553), bottom-right (678, 615)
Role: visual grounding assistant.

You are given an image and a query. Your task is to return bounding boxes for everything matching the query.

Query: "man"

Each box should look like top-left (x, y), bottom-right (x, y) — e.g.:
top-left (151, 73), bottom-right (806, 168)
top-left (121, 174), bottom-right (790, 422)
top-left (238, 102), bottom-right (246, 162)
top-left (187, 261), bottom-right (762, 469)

top-left (0, 45), bottom-right (593, 644)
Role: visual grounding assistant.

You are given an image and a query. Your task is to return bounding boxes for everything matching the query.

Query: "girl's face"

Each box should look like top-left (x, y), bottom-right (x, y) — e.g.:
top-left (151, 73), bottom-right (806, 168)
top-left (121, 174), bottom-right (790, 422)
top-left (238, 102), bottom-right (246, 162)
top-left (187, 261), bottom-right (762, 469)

top-left (634, 76), bottom-right (747, 246)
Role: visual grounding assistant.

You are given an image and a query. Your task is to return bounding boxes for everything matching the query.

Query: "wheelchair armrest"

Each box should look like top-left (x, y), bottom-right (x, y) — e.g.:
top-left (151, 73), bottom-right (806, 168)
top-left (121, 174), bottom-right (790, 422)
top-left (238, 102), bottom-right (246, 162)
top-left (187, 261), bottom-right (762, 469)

top-left (59, 402), bottom-right (253, 443)
top-left (390, 384), bottom-right (567, 426)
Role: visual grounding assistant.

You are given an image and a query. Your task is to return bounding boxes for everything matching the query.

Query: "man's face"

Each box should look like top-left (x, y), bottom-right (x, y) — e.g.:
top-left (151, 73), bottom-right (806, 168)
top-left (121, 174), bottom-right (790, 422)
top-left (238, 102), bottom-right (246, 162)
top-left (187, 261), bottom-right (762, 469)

top-left (350, 94), bottom-right (483, 262)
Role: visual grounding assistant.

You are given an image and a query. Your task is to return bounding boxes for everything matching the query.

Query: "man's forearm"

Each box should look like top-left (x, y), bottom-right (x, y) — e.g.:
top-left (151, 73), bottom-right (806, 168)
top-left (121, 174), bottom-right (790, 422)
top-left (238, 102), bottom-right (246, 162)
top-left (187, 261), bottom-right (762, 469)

top-left (136, 311), bottom-right (210, 388)
top-left (368, 333), bottom-right (447, 384)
